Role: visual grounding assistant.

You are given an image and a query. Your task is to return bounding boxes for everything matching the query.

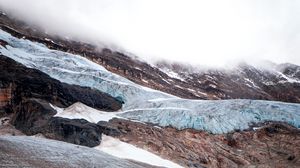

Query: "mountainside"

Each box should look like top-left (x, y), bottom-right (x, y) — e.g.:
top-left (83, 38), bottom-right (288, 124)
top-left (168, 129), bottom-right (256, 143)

top-left (1, 28), bottom-right (299, 134)
top-left (156, 61), bottom-right (300, 102)
top-left (0, 12), bottom-right (300, 103)
top-left (103, 118), bottom-right (300, 168)
top-left (0, 10), bottom-right (299, 168)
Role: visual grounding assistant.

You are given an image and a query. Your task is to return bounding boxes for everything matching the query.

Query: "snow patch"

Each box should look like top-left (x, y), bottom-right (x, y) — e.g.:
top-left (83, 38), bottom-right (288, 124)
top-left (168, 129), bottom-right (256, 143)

top-left (53, 102), bottom-right (123, 123)
top-left (95, 135), bottom-right (183, 168)
top-left (244, 78), bottom-right (260, 89)
top-left (277, 72), bottom-right (300, 83)
top-left (159, 68), bottom-right (185, 81)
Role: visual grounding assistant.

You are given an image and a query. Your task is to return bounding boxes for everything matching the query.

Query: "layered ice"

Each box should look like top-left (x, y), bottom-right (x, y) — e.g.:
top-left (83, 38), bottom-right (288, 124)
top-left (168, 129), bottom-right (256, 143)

top-left (0, 29), bottom-right (173, 109)
top-left (120, 99), bottom-right (300, 133)
top-left (1, 29), bottom-right (300, 134)
top-left (0, 136), bottom-right (151, 168)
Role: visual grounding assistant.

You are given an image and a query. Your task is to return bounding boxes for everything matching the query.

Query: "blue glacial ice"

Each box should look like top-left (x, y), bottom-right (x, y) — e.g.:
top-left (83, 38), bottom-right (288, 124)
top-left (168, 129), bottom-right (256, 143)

top-left (119, 99), bottom-right (300, 133)
top-left (0, 29), bottom-right (299, 134)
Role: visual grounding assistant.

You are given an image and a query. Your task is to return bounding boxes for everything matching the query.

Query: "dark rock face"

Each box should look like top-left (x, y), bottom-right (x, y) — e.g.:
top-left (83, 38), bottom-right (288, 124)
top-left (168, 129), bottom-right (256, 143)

top-left (9, 98), bottom-right (102, 147)
top-left (97, 121), bottom-right (121, 137)
top-left (0, 55), bottom-right (122, 114)
top-left (0, 56), bottom-right (122, 147)
top-left (0, 83), bottom-right (12, 115)
top-left (11, 98), bottom-right (56, 134)
top-left (46, 117), bottom-right (102, 147)
top-left (105, 118), bottom-right (300, 168)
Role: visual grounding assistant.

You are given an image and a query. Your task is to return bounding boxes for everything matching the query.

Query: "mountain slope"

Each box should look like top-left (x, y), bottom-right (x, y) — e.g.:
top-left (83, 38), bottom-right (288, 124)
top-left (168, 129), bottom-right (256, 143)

top-left (0, 11), bottom-right (300, 103)
top-left (1, 29), bottom-right (299, 134)
top-left (0, 11), bottom-right (299, 168)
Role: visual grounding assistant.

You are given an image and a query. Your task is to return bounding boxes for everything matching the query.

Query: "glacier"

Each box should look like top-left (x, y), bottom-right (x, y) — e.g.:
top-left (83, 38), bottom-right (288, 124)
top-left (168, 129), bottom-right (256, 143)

top-left (0, 136), bottom-right (153, 168)
top-left (120, 99), bottom-right (300, 133)
top-left (0, 29), bottom-right (300, 134)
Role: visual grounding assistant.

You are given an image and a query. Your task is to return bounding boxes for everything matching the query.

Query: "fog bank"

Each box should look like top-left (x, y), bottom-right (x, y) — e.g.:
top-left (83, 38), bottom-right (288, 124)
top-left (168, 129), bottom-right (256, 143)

top-left (0, 0), bottom-right (300, 67)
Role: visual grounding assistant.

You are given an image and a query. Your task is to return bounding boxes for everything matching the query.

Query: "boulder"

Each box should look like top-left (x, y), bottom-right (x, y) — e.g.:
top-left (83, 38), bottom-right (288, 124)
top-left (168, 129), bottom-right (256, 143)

top-left (97, 120), bottom-right (121, 137)
top-left (47, 117), bottom-right (102, 147)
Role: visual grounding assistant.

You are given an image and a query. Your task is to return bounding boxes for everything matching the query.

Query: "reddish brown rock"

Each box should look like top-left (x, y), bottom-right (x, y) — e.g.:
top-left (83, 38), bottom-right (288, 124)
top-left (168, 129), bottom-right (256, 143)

top-left (0, 84), bottom-right (12, 108)
top-left (105, 119), bottom-right (300, 168)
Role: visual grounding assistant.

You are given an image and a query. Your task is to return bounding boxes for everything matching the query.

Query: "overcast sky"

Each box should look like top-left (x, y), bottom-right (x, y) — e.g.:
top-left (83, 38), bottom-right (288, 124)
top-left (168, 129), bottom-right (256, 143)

top-left (0, 0), bottom-right (300, 67)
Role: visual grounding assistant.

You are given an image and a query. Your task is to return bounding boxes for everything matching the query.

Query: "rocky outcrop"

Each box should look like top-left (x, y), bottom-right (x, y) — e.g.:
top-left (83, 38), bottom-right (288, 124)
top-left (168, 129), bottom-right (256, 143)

top-left (46, 117), bottom-right (102, 147)
top-left (97, 121), bottom-right (121, 137)
top-left (0, 55), bottom-right (122, 115)
top-left (0, 56), bottom-right (123, 147)
top-left (9, 98), bottom-right (102, 147)
top-left (0, 83), bottom-right (12, 115)
top-left (105, 118), bottom-right (300, 168)
top-left (0, 117), bottom-right (24, 136)
top-left (11, 98), bottom-right (56, 134)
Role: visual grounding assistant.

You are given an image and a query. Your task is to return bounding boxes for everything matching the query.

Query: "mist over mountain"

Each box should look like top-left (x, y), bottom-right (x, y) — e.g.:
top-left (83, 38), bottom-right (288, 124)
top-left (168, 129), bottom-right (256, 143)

top-left (1, 0), bottom-right (300, 67)
top-left (0, 2), bottom-right (300, 168)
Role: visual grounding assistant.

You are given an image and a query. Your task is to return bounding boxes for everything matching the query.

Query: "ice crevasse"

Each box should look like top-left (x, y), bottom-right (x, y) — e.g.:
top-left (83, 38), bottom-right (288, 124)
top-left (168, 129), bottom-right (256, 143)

top-left (0, 29), bottom-right (299, 134)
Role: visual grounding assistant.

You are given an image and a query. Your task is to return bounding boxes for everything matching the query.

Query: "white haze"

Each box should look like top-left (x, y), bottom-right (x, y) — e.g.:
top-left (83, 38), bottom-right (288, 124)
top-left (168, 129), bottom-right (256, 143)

top-left (0, 0), bottom-right (300, 67)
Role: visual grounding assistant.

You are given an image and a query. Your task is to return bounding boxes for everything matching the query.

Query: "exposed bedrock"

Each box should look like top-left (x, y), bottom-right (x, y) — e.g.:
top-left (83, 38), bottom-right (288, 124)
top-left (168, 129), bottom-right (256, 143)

top-left (103, 118), bottom-right (300, 168)
top-left (10, 98), bottom-right (103, 147)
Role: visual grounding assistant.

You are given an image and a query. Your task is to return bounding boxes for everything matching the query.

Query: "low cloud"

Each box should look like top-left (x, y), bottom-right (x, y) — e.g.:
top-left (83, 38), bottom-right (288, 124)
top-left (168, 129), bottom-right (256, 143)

top-left (0, 0), bottom-right (300, 67)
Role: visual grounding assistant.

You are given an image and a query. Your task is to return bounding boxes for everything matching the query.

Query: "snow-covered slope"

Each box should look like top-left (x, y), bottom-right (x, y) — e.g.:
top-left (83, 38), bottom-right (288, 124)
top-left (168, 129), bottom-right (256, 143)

top-left (0, 136), bottom-right (151, 168)
top-left (52, 102), bottom-right (122, 122)
top-left (1, 29), bottom-right (300, 134)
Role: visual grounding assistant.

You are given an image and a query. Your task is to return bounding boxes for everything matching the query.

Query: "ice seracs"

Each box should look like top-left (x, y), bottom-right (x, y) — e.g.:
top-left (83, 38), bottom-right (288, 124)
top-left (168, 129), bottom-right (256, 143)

top-left (0, 29), bottom-right (173, 110)
top-left (120, 99), bottom-right (300, 134)
top-left (1, 29), bottom-right (300, 134)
